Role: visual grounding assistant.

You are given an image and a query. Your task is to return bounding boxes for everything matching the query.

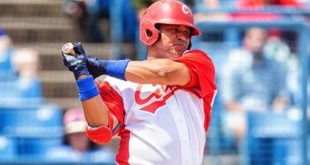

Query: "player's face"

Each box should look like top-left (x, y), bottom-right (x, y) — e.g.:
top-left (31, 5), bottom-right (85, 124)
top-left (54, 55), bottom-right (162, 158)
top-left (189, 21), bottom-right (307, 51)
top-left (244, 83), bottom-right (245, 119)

top-left (244, 28), bottom-right (266, 55)
top-left (155, 24), bottom-right (191, 59)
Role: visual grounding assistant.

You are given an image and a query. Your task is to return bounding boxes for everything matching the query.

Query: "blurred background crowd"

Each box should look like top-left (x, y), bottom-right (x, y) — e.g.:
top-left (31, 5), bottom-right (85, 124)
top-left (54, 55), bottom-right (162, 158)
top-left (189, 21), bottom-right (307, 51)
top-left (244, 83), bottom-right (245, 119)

top-left (0, 0), bottom-right (310, 164)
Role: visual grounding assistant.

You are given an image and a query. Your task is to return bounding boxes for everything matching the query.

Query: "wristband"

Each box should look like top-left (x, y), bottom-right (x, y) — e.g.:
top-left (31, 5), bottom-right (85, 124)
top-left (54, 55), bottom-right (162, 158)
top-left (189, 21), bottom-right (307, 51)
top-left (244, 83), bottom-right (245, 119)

top-left (76, 76), bottom-right (99, 101)
top-left (106, 59), bottom-right (130, 80)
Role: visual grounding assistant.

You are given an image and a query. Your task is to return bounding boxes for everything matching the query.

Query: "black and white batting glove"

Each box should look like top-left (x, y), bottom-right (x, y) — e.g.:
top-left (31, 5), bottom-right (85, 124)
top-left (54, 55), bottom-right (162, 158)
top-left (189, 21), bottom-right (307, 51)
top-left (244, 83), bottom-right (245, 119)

top-left (62, 42), bottom-right (90, 80)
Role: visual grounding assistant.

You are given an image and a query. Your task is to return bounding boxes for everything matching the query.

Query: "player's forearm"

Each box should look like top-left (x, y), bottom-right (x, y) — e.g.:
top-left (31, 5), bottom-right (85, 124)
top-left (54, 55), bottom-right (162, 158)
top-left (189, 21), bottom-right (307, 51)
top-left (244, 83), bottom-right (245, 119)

top-left (73, 75), bottom-right (110, 127)
top-left (125, 59), bottom-right (190, 85)
top-left (86, 54), bottom-right (190, 85)
top-left (76, 76), bottom-right (116, 144)
top-left (81, 95), bottom-right (109, 127)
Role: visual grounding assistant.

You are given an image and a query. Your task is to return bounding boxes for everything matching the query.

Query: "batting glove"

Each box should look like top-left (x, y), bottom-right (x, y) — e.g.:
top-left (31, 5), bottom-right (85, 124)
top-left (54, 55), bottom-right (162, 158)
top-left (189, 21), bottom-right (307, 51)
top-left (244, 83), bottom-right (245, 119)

top-left (86, 55), bottom-right (130, 80)
top-left (62, 42), bottom-right (90, 79)
top-left (86, 55), bottom-right (107, 79)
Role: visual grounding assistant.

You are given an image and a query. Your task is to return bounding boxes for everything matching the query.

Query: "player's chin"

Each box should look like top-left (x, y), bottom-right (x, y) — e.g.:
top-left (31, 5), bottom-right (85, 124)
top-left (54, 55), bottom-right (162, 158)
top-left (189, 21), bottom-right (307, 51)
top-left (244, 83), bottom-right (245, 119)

top-left (169, 49), bottom-right (184, 58)
top-left (168, 53), bottom-right (181, 59)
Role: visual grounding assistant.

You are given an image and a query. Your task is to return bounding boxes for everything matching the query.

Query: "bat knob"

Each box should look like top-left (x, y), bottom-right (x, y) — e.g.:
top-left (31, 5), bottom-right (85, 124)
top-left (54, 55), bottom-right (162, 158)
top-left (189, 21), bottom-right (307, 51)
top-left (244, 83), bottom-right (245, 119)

top-left (62, 43), bottom-right (76, 56)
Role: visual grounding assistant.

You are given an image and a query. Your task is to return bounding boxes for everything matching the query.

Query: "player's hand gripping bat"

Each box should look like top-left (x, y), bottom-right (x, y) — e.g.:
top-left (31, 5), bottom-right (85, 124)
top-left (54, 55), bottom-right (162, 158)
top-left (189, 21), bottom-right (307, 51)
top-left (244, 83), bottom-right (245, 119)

top-left (62, 42), bottom-right (76, 56)
top-left (61, 42), bottom-right (89, 79)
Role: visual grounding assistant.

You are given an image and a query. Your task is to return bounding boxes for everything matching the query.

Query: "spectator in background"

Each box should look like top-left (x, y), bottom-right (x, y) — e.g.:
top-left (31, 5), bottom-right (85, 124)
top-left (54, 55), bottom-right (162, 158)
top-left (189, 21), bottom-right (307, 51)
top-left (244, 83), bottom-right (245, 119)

top-left (46, 108), bottom-right (115, 163)
top-left (263, 29), bottom-right (301, 106)
top-left (0, 28), bottom-right (39, 80)
top-left (63, 0), bottom-right (138, 43)
top-left (263, 29), bottom-right (292, 64)
top-left (0, 28), bottom-right (41, 101)
top-left (220, 27), bottom-right (289, 151)
top-left (63, 0), bottom-right (89, 40)
top-left (0, 29), bottom-right (14, 73)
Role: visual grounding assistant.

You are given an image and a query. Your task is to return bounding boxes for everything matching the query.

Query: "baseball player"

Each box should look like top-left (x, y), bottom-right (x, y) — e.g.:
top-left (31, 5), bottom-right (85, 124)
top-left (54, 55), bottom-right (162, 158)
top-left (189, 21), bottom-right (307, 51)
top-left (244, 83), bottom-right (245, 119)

top-left (62, 0), bottom-right (217, 164)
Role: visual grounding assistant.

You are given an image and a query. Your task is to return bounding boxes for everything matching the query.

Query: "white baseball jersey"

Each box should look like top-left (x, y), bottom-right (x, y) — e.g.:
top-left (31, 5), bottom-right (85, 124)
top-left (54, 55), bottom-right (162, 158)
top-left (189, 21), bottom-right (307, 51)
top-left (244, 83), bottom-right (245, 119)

top-left (97, 50), bottom-right (217, 165)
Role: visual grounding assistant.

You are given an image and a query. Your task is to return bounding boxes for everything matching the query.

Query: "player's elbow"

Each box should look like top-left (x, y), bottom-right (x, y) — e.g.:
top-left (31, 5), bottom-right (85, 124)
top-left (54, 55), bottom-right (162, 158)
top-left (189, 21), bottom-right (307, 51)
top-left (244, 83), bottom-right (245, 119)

top-left (86, 125), bottom-right (113, 144)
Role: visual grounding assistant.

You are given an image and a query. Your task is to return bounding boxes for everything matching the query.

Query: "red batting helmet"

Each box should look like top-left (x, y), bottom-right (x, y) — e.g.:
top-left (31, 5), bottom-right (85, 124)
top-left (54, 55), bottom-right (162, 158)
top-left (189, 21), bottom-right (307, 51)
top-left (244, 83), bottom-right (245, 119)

top-left (140, 0), bottom-right (201, 46)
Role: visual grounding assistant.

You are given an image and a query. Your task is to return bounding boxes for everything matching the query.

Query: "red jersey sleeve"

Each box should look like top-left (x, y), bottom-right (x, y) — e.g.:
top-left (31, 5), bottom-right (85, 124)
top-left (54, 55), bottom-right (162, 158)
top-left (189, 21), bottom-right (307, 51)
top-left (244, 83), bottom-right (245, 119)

top-left (96, 81), bottom-right (125, 135)
top-left (174, 50), bottom-right (217, 98)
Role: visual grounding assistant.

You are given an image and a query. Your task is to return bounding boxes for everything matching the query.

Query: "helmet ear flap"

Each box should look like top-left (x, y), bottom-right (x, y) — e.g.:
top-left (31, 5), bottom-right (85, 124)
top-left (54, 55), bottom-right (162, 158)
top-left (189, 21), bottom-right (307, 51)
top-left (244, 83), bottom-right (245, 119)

top-left (140, 20), bottom-right (159, 46)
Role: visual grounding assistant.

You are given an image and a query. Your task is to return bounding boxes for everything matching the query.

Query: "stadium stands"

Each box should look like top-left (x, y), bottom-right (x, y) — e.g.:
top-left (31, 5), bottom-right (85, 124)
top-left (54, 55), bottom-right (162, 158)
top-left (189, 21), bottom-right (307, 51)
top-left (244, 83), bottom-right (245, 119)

top-left (246, 110), bottom-right (302, 165)
top-left (195, 10), bottom-right (309, 164)
top-left (0, 104), bottom-right (63, 162)
top-left (0, 136), bottom-right (16, 160)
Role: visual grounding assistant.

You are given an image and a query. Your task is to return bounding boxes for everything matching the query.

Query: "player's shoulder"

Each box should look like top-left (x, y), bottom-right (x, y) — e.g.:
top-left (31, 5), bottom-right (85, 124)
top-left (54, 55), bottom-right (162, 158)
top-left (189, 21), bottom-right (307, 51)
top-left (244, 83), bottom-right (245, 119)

top-left (183, 49), bottom-right (206, 55)
top-left (180, 49), bottom-right (213, 65)
top-left (182, 49), bottom-right (211, 60)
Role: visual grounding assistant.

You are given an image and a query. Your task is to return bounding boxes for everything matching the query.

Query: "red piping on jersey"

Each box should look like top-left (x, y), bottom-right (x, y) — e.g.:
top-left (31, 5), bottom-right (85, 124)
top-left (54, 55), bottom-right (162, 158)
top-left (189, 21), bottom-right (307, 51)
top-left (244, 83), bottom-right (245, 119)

top-left (174, 50), bottom-right (217, 132)
top-left (97, 81), bottom-right (131, 164)
top-left (98, 81), bottom-right (125, 133)
top-left (116, 129), bottom-right (131, 165)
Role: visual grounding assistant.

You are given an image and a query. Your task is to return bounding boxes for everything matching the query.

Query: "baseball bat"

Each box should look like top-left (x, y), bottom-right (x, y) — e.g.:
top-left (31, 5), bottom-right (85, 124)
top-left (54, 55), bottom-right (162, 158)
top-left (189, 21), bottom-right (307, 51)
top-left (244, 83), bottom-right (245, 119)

top-left (62, 42), bottom-right (76, 56)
